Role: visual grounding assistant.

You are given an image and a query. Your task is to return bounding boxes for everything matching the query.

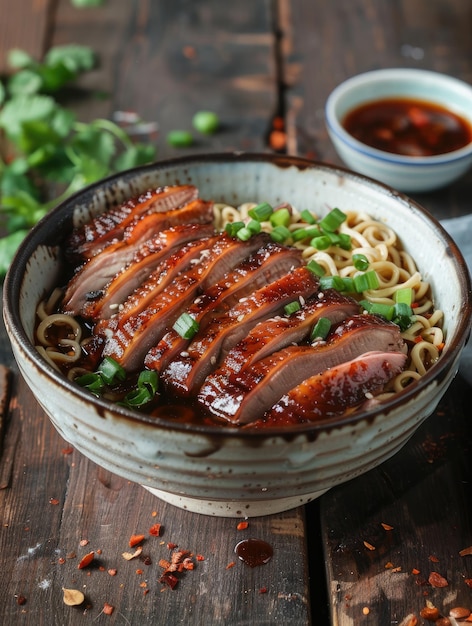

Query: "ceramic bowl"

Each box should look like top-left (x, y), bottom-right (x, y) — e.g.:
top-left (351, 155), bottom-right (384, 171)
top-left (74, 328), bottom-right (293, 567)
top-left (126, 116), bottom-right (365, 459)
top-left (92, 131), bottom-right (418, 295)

top-left (3, 153), bottom-right (471, 517)
top-left (325, 68), bottom-right (472, 192)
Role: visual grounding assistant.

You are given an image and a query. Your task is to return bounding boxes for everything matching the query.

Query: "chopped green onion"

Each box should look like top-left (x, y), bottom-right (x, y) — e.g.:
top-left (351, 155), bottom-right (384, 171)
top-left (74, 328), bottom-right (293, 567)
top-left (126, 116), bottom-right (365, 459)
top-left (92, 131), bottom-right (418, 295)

top-left (270, 208), bottom-right (291, 228)
top-left (353, 270), bottom-right (380, 292)
top-left (248, 202), bottom-right (273, 222)
top-left (284, 301), bottom-right (301, 316)
top-left (192, 110), bottom-right (220, 134)
top-left (300, 209), bottom-right (317, 224)
top-left (236, 227), bottom-right (252, 241)
top-left (173, 312), bottom-right (199, 340)
top-left (98, 356), bottom-right (126, 385)
top-left (292, 226), bottom-right (321, 242)
top-left (319, 275), bottom-right (347, 291)
top-left (337, 233), bottom-right (352, 250)
top-left (319, 207), bottom-right (347, 232)
top-left (395, 287), bottom-right (413, 306)
top-left (246, 219), bottom-right (261, 234)
top-left (306, 259), bottom-right (326, 277)
top-left (136, 369), bottom-right (159, 396)
top-left (370, 303), bottom-right (395, 320)
top-left (352, 253), bottom-right (369, 271)
top-left (339, 276), bottom-right (355, 292)
top-left (393, 302), bottom-right (413, 318)
top-left (310, 317), bottom-right (331, 341)
top-left (76, 372), bottom-right (105, 394)
top-left (225, 221), bottom-right (245, 237)
top-left (123, 370), bottom-right (159, 409)
top-left (166, 130), bottom-right (193, 147)
top-left (270, 225), bottom-right (292, 243)
top-left (311, 235), bottom-right (331, 250)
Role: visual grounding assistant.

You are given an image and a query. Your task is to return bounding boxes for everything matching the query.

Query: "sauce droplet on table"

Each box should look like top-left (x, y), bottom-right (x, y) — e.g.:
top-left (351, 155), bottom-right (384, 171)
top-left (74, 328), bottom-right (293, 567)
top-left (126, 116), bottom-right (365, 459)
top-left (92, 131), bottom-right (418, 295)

top-left (235, 538), bottom-right (273, 567)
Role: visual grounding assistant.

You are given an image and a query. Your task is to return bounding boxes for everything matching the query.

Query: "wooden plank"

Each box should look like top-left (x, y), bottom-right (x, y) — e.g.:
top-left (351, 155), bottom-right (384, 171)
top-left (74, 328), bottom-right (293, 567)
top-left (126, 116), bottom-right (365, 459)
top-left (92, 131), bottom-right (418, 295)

top-left (320, 373), bottom-right (472, 625)
top-left (52, 0), bottom-right (278, 156)
top-left (0, 0), bottom-right (56, 74)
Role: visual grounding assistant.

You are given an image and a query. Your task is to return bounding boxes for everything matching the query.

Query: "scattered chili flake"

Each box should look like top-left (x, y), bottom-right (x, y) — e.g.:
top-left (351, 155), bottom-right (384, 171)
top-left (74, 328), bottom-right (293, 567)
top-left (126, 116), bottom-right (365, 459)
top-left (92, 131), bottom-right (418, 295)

top-left (412, 568), bottom-right (420, 575)
top-left (363, 541), bottom-right (376, 551)
top-left (122, 546), bottom-right (143, 561)
top-left (385, 562), bottom-right (394, 569)
top-left (159, 558), bottom-right (171, 569)
top-left (139, 581), bottom-right (147, 588)
top-left (428, 571), bottom-right (448, 588)
top-left (196, 554), bottom-right (205, 562)
top-left (129, 534), bottom-right (145, 548)
top-left (362, 607), bottom-right (370, 615)
top-left (159, 572), bottom-right (179, 590)
top-left (381, 523), bottom-right (394, 531)
top-left (77, 551), bottom-right (95, 569)
top-left (182, 45), bottom-right (197, 60)
top-left (465, 579), bottom-right (472, 588)
top-left (143, 589), bottom-right (150, 596)
top-left (259, 587), bottom-right (268, 594)
top-left (67, 551), bottom-right (76, 559)
top-left (96, 549), bottom-right (102, 555)
top-left (182, 558), bottom-right (194, 570)
top-left (269, 130), bottom-right (287, 151)
top-left (226, 561), bottom-right (236, 569)
top-left (49, 498), bottom-right (60, 505)
top-left (167, 542), bottom-right (178, 550)
top-left (459, 545), bottom-right (472, 557)
top-left (61, 446), bottom-right (74, 455)
top-left (58, 557), bottom-right (66, 565)
top-left (16, 595), bottom-right (27, 606)
top-left (428, 555), bottom-right (439, 563)
top-left (108, 569), bottom-right (117, 576)
top-left (237, 521), bottom-right (249, 531)
top-left (143, 556), bottom-right (152, 566)
top-left (136, 569), bottom-right (144, 575)
top-left (420, 605), bottom-right (440, 620)
top-left (103, 602), bottom-right (114, 615)
top-left (151, 510), bottom-right (158, 517)
top-left (79, 539), bottom-right (89, 547)
top-left (149, 523), bottom-right (161, 537)
top-left (99, 566), bottom-right (105, 572)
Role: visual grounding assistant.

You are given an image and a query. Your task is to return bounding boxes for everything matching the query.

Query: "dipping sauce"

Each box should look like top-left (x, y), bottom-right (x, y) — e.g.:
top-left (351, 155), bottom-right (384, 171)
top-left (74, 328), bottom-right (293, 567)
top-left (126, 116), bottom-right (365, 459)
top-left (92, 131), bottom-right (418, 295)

top-left (343, 97), bottom-right (472, 157)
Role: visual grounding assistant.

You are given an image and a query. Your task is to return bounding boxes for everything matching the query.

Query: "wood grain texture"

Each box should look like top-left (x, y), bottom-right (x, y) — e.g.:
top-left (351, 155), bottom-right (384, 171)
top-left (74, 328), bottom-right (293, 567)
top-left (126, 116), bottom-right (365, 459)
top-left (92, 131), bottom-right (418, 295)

top-left (0, 0), bottom-right (56, 74)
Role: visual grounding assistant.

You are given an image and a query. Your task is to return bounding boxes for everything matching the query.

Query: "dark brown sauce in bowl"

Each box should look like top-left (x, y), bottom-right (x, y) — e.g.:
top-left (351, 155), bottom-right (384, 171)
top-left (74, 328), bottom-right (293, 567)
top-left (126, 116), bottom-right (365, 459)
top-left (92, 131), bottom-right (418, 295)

top-left (342, 97), bottom-right (472, 157)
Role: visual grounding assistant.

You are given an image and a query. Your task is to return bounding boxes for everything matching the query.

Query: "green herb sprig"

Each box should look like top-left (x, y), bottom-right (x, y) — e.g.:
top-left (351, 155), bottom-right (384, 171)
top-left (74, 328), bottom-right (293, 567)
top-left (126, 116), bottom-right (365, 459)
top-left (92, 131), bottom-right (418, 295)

top-left (0, 45), bottom-right (156, 278)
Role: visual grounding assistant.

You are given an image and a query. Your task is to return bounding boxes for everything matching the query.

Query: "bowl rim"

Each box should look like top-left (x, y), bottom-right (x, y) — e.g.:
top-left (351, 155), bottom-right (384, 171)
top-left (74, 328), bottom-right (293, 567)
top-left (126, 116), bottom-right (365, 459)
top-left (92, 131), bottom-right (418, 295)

top-left (3, 151), bottom-right (472, 440)
top-left (325, 67), bottom-right (472, 166)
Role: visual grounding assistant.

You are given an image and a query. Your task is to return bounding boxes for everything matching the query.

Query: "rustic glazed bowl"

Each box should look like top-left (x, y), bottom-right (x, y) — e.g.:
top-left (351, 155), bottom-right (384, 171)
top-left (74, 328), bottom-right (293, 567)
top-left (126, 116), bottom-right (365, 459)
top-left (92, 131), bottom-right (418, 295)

top-left (325, 68), bottom-right (472, 192)
top-left (3, 153), bottom-right (471, 517)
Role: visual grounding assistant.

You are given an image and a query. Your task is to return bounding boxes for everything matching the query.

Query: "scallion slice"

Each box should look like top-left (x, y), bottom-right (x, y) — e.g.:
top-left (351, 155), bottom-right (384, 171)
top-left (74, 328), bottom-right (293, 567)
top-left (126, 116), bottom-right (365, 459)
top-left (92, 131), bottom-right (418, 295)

top-left (395, 287), bottom-right (413, 306)
top-left (236, 226), bottom-right (252, 241)
top-left (300, 209), bottom-right (317, 224)
top-left (246, 219), bottom-right (262, 234)
top-left (270, 225), bottom-right (291, 243)
top-left (98, 356), bottom-right (126, 385)
top-left (353, 270), bottom-right (379, 292)
top-left (76, 372), bottom-right (105, 394)
top-left (319, 207), bottom-right (347, 232)
top-left (310, 317), bottom-right (331, 341)
top-left (306, 259), bottom-right (326, 277)
top-left (352, 253), bottom-right (369, 271)
top-left (319, 275), bottom-right (347, 291)
top-left (270, 208), bottom-right (291, 228)
top-left (225, 221), bottom-right (245, 237)
top-left (248, 202), bottom-right (273, 222)
top-left (173, 312), bottom-right (199, 340)
top-left (311, 235), bottom-right (331, 250)
top-left (284, 301), bottom-right (301, 316)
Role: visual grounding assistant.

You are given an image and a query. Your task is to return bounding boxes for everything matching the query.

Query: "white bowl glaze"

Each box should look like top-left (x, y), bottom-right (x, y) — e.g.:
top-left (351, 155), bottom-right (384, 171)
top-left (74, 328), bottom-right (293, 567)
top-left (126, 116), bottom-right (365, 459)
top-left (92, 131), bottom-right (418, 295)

top-left (325, 68), bottom-right (472, 192)
top-left (3, 153), bottom-right (471, 516)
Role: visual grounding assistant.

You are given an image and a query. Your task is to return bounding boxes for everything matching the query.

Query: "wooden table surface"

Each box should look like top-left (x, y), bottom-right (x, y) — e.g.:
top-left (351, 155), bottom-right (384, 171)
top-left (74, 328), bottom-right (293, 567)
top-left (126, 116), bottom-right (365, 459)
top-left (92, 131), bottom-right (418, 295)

top-left (1, 1), bottom-right (472, 625)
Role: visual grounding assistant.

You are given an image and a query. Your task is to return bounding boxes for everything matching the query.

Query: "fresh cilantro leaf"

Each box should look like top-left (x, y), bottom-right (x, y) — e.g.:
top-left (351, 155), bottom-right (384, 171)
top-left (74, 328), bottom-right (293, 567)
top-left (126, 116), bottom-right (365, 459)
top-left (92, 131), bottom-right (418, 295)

top-left (7, 69), bottom-right (43, 97)
top-left (7, 49), bottom-right (35, 70)
top-left (0, 94), bottom-right (57, 140)
top-left (44, 45), bottom-right (95, 74)
top-left (114, 144), bottom-right (156, 171)
top-left (0, 81), bottom-right (5, 106)
top-left (0, 230), bottom-right (30, 279)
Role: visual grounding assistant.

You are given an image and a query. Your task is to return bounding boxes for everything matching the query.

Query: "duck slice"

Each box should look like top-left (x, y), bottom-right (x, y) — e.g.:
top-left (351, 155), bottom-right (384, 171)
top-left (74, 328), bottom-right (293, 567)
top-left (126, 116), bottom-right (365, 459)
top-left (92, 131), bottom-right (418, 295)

top-left (83, 223), bottom-right (217, 320)
top-left (100, 233), bottom-right (271, 371)
top-left (198, 314), bottom-right (406, 424)
top-left (162, 266), bottom-right (320, 397)
top-left (200, 288), bottom-right (360, 398)
top-left (67, 184), bottom-right (199, 260)
top-left (145, 242), bottom-right (304, 372)
top-left (62, 199), bottom-right (214, 315)
top-left (256, 350), bottom-right (408, 428)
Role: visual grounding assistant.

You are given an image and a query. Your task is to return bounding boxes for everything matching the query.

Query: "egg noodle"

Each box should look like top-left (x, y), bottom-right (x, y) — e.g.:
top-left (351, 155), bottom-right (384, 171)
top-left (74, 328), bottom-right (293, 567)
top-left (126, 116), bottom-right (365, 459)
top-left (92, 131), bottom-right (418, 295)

top-left (35, 201), bottom-right (444, 406)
